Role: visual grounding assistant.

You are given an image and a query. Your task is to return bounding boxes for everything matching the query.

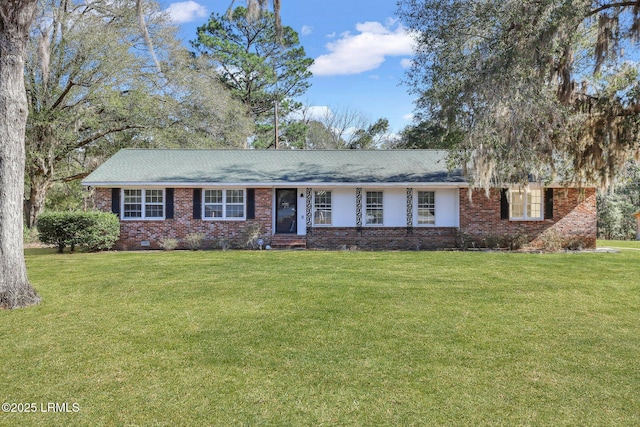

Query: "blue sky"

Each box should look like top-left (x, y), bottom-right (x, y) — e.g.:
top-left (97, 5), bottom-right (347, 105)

top-left (157, 0), bottom-right (417, 134)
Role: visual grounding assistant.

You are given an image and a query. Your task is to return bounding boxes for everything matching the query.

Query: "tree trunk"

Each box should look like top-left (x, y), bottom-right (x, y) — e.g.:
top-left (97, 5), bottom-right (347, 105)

top-left (24, 174), bottom-right (52, 228)
top-left (0, 1), bottom-right (41, 309)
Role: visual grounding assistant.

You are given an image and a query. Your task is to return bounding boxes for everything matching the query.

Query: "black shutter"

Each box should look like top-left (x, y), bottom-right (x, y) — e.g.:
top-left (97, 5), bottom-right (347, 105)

top-left (193, 188), bottom-right (202, 219)
top-left (500, 188), bottom-right (509, 220)
top-left (166, 188), bottom-right (174, 219)
top-left (544, 188), bottom-right (554, 219)
top-left (111, 188), bottom-right (120, 216)
top-left (246, 189), bottom-right (255, 219)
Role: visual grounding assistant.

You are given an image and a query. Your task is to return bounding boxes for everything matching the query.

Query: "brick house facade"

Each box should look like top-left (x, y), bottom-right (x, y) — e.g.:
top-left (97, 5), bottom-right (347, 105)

top-left (95, 187), bottom-right (274, 250)
top-left (459, 188), bottom-right (597, 249)
top-left (84, 149), bottom-right (597, 250)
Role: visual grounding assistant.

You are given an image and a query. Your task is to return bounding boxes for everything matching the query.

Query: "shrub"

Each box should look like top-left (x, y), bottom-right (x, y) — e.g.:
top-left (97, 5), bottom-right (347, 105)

top-left (538, 230), bottom-right (563, 252)
top-left (159, 238), bottom-right (179, 251)
top-left (501, 233), bottom-right (528, 250)
top-left (563, 237), bottom-right (586, 251)
top-left (484, 235), bottom-right (500, 249)
top-left (456, 231), bottom-right (473, 250)
top-left (38, 212), bottom-right (73, 252)
top-left (23, 225), bottom-right (39, 245)
top-left (82, 212), bottom-right (120, 251)
top-left (38, 211), bottom-right (120, 253)
top-left (217, 238), bottom-right (230, 251)
top-left (242, 223), bottom-right (264, 249)
top-left (185, 232), bottom-right (205, 250)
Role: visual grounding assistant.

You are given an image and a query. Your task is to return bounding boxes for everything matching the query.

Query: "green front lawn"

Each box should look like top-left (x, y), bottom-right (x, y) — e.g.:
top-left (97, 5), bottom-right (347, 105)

top-left (1, 249), bottom-right (639, 426)
top-left (599, 239), bottom-right (640, 249)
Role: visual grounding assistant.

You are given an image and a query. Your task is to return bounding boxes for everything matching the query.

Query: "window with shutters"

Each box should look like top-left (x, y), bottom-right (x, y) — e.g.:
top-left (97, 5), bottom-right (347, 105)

top-left (509, 187), bottom-right (543, 220)
top-left (203, 189), bottom-right (246, 220)
top-left (122, 189), bottom-right (164, 220)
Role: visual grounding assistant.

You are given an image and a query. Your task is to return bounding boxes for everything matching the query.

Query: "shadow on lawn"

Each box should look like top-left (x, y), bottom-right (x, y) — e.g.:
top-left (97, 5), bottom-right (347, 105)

top-left (24, 247), bottom-right (60, 256)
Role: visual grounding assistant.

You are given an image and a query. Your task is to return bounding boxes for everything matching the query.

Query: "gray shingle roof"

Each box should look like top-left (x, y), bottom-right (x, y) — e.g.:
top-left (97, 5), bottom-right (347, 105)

top-left (82, 149), bottom-right (465, 186)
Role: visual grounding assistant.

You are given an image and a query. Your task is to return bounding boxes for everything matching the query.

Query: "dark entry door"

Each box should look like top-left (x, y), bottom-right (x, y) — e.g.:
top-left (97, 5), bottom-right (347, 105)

top-left (276, 189), bottom-right (297, 234)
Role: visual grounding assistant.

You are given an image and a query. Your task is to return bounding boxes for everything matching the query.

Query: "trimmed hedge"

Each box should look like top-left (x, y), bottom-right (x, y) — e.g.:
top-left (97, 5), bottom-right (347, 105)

top-left (38, 211), bottom-right (120, 253)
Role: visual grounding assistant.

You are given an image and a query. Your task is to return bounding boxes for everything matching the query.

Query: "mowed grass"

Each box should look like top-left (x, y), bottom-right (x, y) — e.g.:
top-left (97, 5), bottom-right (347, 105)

top-left (599, 239), bottom-right (640, 249)
top-left (1, 248), bottom-right (639, 426)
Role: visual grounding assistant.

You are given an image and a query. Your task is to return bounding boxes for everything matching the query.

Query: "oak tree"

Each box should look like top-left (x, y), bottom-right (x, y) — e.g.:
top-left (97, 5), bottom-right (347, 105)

top-left (0, 0), bottom-right (40, 308)
top-left (24, 0), bottom-right (252, 227)
top-left (398, 0), bottom-right (640, 190)
top-left (0, 0), bottom-right (254, 308)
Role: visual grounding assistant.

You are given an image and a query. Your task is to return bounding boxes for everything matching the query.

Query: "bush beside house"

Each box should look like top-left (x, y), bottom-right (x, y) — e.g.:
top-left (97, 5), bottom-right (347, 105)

top-left (38, 211), bottom-right (120, 253)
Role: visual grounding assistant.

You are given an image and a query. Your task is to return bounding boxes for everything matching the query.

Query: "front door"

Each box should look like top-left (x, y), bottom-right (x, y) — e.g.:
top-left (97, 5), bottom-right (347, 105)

top-left (276, 189), bottom-right (297, 234)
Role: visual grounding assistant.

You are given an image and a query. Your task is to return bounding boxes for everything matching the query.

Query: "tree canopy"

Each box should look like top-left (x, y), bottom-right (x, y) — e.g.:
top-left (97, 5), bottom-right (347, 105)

top-left (23, 0), bottom-right (252, 227)
top-left (192, 6), bottom-right (313, 147)
top-left (398, 0), bottom-right (640, 190)
top-left (228, 0), bottom-right (282, 35)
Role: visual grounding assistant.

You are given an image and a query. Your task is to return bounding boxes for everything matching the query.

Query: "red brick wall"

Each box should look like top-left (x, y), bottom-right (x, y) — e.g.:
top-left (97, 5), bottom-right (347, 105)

top-left (95, 186), bottom-right (597, 250)
top-left (95, 188), bottom-right (272, 250)
top-left (95, 188), bottom-right (112, 212)
top-left (307, 227), bottom-right (457, 250)
top-left (459, 188), bottom-right (597, 248)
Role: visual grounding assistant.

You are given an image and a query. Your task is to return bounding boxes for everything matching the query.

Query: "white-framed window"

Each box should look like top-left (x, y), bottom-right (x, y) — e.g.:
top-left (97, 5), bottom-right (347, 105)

top-left (365, 191), bottom-right (383, 225)
top-left (122, 189), bottom-right (164, 220)
top-left (313, 190), bottom-right (332, 225)
top-left (509, 187), bottom-right (543, 220)
top-left (203, 189), bottom-right (245, 220)
top-left (417, 191), bottom-right (436, 225)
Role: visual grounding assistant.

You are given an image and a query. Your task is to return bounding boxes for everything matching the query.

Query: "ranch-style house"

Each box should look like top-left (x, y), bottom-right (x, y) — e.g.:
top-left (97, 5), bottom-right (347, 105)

top-left (82, 149), bottom-right (597, 250)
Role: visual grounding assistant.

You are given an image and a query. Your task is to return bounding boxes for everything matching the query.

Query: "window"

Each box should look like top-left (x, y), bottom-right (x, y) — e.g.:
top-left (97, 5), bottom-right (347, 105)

top-left (123, 189), bottom-right (164, 219)
top-left (417, 191), bottom-right (435, 225)
top-left (123, 189), bottom-right (142, 218)
top-left (313, 191), bottom-right (332, 225)
top-left (203, 189), bottom-right (245, 219)
top-left (204, 190), bottom-right (223, 218)
top-left (366, 191), bottom-right (383, 225)
top-left (225, 190), bottom-right (245, 218)
top-left (509, 188), bottom-right (542, 220)
top-left (145, 189), bottom-right (164, 218)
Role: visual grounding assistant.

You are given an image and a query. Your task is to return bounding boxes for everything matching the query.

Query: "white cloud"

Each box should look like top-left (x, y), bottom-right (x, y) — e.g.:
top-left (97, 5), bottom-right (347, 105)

top-left (311, 20), bottom-right (415, 76)
top-left (403, 113), bottom-right (415, 122)
top-left (385, 17), bottom-right (400, 27)
top-left (307, 106), bottom-right (333, 120)
top-left (355, 21), bottom-right (389, 34)
top-left (288, 105), bottom-right (333, 122)
top-left (165, 1), bottom-right (207, 24)
top-left (400, 58), bottom-right (413, 69)
top-left (301, 25), bottom-right (313, 36)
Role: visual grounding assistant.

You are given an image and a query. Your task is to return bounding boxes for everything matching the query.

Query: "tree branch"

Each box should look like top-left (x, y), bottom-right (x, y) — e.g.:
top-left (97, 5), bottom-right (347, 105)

top-left (53, 125), bottom-right (145, 164)
top-left (54, 172), bottom-right (90, 183)
top-left (76, 125), bottom-right (145, 149)
top-left (136, 0), bottom-right (161, 73)
top-left (587, 1), bottom-right (640, 18)
top-left (50, 80), bottom-right (74, 111)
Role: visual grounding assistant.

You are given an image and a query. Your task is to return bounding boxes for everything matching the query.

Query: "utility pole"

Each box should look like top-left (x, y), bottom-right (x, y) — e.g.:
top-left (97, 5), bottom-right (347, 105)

top-left (274, 100), bottom-right (279, 149)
